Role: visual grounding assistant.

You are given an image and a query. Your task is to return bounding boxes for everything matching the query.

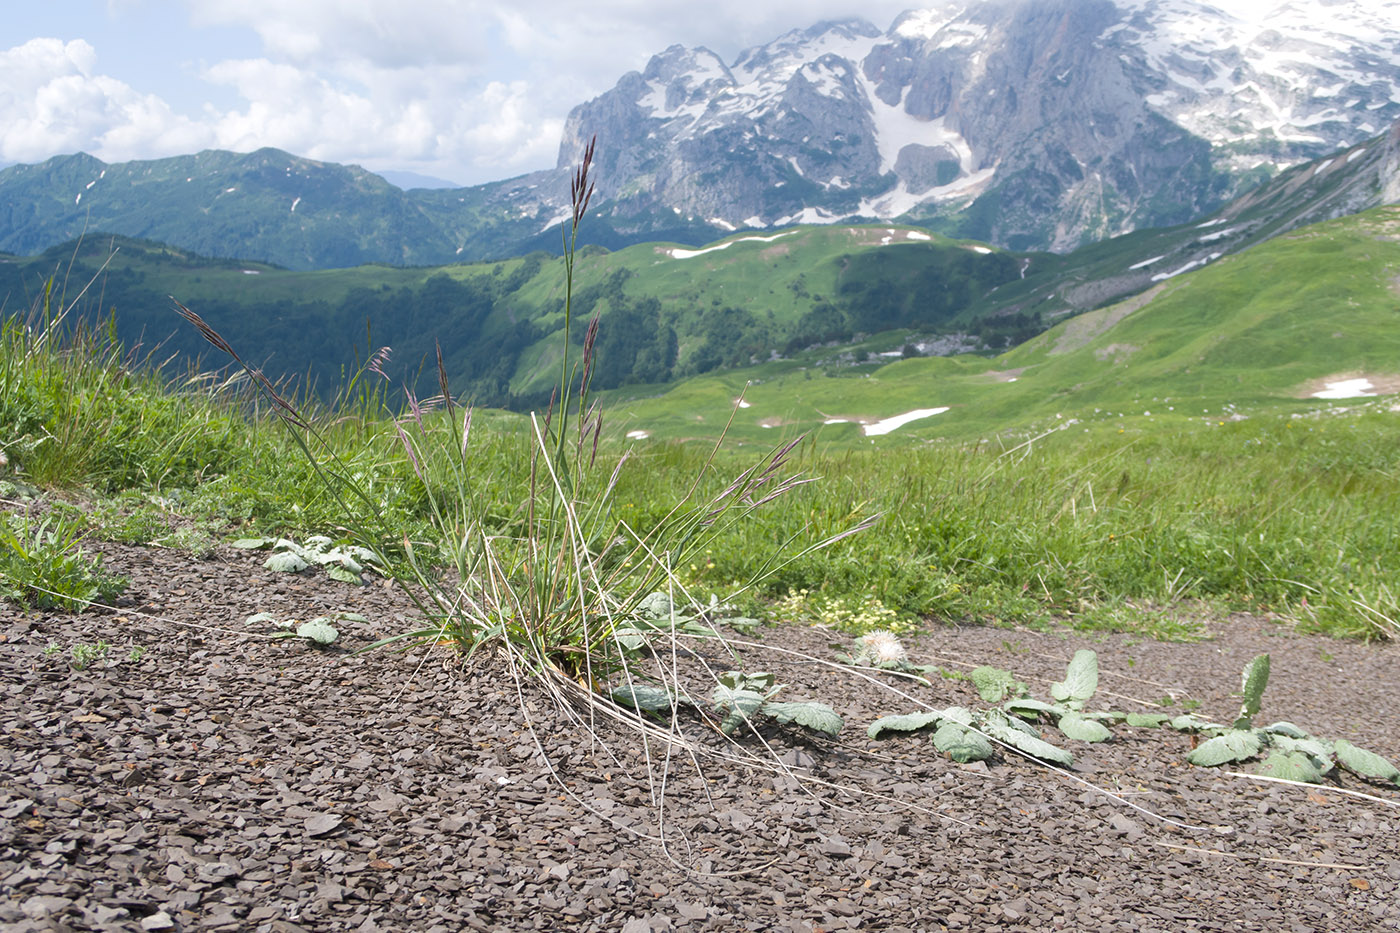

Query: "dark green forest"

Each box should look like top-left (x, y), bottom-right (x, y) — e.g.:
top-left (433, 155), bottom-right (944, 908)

top-left (0, 232), bottom-right (1041, 409)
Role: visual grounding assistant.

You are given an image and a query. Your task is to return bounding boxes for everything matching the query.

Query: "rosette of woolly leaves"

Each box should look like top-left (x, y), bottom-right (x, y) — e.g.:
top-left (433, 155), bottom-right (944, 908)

top-left (711, 671), bottom-right (842, 737)
top-left (237, 535), bottom-right (372, 583)
top-left (1163, 654), bottom-right (1400, 783)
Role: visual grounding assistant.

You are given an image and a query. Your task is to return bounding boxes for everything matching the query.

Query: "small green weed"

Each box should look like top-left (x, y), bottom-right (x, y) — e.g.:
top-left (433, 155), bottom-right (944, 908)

top-left (86, 495), bottom-right (172, 545)
top-left (161, 527), bottom-right (216, 559)
top-left (70, 641), bottom-right (110, 671)
top-left (0, 511), bottom-right (128, 611)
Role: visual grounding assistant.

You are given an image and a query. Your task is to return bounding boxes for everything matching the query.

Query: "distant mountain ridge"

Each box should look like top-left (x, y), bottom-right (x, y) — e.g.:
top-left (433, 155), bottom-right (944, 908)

top-left (553, 0), bottom-right (1400, 250)
top-left (995, 118), bottom-right (1400, 321)
top-left (1, 0), bottom-right (1399, 268)
top-left (3, 123), bottom-right (1393, 410)
top-left (0, 146), bottom-right (722, 270)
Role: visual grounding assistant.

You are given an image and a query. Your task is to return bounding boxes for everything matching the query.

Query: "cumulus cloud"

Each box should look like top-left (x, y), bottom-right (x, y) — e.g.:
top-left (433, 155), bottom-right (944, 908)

top-left (189, 0), bottom-right (499, 68)
top-left (198, 56), bottom-right (560, 180)
top-left (0, 37), bottom-right (209, 163)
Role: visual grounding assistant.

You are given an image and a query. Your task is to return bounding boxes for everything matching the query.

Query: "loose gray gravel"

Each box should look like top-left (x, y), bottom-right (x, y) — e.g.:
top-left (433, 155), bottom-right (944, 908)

top-left (3, 539), bottom-right (1398, 932)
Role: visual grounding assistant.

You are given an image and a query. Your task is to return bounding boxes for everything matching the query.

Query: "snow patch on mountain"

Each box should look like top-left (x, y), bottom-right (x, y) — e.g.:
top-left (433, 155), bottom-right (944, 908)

top-left (665, 231), bottom-right (797, 259)
top-left (893, 6), bottom-right (974, 42)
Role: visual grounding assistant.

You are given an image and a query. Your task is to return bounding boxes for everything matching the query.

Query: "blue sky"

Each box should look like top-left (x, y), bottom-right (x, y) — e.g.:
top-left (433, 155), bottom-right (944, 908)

top-left (0, 0), bottom-right (919, 185)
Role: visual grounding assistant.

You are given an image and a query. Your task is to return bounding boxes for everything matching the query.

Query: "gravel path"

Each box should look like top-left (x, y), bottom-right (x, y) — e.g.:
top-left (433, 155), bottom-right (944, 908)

top-left (3, 539), bottom-right (1398, 932)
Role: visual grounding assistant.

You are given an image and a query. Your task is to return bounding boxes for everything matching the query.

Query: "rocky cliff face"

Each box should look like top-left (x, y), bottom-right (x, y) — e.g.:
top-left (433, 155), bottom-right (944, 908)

top-left (545, 0), bottom-right (1400, 251)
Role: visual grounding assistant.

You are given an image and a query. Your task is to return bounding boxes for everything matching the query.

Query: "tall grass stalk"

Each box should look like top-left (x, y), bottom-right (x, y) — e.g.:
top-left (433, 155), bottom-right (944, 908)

top-left (369, 140), bottom-right (872, 683)
top-left (170, 137), bottom-right (861, 677)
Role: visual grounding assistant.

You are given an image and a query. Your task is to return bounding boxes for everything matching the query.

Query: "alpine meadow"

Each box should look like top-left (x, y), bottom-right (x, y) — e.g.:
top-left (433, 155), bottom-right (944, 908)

top-left (3, 2), bottom-right (1400, 931)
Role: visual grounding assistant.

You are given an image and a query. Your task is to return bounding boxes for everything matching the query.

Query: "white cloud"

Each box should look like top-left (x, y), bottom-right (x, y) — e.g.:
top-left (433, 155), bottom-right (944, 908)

top-left (189, 0), bottom-right (498, 68)
top-left (0, 37), bottom-right (209, 163)
top-left (198, 56), bottom-right (559, 179)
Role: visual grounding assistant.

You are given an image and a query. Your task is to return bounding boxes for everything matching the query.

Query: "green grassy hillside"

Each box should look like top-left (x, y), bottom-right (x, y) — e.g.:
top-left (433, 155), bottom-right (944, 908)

top-left (603, 206), bottom-right (1400, 445)
top-left (0, 224), bottom-right (1026, 407)
top-left (5, 255), bottom-right (1397, 643)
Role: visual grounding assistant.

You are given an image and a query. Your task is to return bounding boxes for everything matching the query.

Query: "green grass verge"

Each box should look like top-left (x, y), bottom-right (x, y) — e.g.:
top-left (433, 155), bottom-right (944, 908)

top-left (3, 227), bottom-right (1397, 639)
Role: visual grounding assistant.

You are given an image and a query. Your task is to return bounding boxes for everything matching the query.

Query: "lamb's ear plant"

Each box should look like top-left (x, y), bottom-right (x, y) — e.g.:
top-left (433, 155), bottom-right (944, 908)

top-left (1160, 653), bottom-right (1400, 785)
top-left (868, 650), bottom-right (1123, 768)
top-left (1007, 649), bottom-right (1119, 743)
top-left (710, 671), bottom-right (843, 737)
top-left (247, 610), bottom-right (364, 647)
top-left (232, 534), bottom-right (377, 584)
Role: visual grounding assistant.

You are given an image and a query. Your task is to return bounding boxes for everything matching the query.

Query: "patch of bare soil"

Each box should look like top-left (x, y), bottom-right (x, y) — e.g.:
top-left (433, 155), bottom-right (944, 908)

top-left (979, 368), bottom-right (1026, 383)
top-left (3, 541), bottom-right (1399, 932)
top-left (1094, 343), bottom-right (1140, 363)
top-left (1049, 283), bottom-right (1176, 357)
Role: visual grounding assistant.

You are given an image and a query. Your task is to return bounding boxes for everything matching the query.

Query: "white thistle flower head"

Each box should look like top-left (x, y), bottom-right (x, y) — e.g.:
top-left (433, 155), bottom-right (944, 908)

top-left (858, 630), bottom-right (907, 665)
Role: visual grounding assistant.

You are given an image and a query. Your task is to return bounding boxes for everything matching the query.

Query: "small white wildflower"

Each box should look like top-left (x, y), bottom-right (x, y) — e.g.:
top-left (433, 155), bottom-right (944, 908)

top-left (857, 630), bottom-right (907, 666)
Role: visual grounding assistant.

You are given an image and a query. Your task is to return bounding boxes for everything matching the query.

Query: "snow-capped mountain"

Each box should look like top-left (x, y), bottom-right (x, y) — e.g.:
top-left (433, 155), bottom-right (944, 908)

top-left (544, 0), bottom-right (1400, 251)
top-left (2, 1), bottom-right (1397, 265)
